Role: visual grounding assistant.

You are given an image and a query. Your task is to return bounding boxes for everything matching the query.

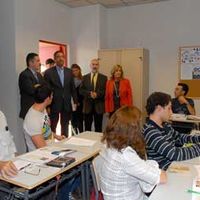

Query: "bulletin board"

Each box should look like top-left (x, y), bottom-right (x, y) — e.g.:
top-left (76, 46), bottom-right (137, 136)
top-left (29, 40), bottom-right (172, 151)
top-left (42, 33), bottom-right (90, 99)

top-left (179, 46), bottom-right (200, 98)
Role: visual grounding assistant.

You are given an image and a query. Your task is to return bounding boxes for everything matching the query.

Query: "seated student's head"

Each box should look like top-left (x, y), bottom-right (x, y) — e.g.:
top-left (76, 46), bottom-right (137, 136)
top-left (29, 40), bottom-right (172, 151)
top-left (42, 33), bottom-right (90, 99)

top-left (174, 83), bottom-right (189, 98)
top-left (146, 92), bottom-right (172, 122)
top-left (102, 106), bottom-right (146, 159)
top-left (34, 85), bottom-right (53, 106)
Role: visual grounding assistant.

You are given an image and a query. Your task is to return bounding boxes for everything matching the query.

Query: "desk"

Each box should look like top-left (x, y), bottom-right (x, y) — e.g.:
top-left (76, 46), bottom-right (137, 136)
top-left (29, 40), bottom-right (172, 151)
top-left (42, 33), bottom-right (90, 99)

top-left (0, 131), bottom-right (102, 199)
top-left (149, 158), bottom-right (200, 200)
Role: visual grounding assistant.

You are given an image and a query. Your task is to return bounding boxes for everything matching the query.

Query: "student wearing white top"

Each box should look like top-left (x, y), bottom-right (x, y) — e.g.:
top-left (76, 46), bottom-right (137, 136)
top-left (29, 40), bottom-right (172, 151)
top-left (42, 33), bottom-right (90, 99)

top-left (99, 106), bottom-right (167, 200)
top-left (23, 84), bottom-right (65, 152)
top-left (0, 111), bottom-right (17, 178)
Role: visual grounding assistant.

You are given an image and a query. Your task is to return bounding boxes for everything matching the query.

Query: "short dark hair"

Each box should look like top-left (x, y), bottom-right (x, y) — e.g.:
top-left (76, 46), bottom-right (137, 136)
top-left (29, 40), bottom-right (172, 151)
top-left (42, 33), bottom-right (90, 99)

top-left (54, 51), bottom-right (64, 59)
top-left (45, 58), bottom-right (55, 65)
top-left (146, 92), bottom-right (171, 115)
top-left (34, 84), bottom-right (52, 103)
top-left (178, 83), bottom-right (189, 95)
top-left (26, 53), bottom-right (38, 67)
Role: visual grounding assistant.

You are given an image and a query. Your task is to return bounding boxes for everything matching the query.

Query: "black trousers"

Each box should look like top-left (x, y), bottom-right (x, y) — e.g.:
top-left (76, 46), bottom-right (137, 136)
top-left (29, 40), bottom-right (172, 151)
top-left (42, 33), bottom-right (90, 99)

top-left (50, 110), bottom-right (71, 137)
top-left (71, 110), bottom-right (83, 133)
top-left (84, 107), bottom-right (103, 132)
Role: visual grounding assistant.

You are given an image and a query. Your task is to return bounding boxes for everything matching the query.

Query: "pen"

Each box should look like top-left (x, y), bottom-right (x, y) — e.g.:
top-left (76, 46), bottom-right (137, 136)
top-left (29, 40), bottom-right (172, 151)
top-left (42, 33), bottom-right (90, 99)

top-left (187, 189), bottom-right (200, 195)
top-left (19, 163), bottom-right (31, 171)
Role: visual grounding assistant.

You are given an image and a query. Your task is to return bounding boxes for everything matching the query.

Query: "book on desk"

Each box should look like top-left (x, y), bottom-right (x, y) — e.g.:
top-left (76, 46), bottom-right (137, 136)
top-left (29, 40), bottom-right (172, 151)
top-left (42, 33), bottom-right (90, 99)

top-left (46, 156), bottom-right (76, 168)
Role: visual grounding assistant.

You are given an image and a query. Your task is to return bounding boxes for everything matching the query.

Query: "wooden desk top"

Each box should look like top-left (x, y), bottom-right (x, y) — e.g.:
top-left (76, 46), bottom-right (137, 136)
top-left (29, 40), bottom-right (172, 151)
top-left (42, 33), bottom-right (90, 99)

top-left (0, 132), bottom-right (103, 190)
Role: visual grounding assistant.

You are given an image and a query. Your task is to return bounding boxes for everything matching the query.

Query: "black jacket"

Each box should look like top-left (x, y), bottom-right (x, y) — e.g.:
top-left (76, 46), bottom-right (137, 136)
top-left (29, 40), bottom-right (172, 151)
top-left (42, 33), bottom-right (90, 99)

top-left (18, 68), bottom-right (45, 119)
top-left (79, 73), bottom-right (107, 114)
top-left (44, 66), bottom-right (77, 113)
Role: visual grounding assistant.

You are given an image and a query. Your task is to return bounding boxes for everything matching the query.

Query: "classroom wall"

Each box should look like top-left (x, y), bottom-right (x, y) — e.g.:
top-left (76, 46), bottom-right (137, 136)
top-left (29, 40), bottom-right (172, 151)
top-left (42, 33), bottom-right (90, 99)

top-left (0, 0), bottom-right (24, 152)
top-left (70, 5), bottom-right (101, 74)
top-left (102, 0), bottom-right (200, 114)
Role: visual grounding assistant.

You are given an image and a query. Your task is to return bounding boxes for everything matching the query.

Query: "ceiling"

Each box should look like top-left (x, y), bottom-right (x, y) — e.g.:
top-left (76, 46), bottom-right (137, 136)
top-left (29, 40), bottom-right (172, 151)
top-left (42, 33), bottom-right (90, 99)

top-left (55, 0), bottom-right (170, 8)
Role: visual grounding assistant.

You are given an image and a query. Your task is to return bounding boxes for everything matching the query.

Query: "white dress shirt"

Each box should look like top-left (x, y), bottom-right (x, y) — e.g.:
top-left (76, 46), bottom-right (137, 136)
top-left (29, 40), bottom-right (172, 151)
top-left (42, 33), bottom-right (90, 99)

top-left (99, 146), bottom-right (161, 200)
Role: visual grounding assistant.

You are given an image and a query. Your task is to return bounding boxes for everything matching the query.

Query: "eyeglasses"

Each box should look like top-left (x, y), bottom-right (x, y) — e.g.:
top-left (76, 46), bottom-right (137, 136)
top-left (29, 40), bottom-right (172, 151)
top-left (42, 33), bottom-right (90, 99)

top-left (23, 164), bottom-right (41, 176)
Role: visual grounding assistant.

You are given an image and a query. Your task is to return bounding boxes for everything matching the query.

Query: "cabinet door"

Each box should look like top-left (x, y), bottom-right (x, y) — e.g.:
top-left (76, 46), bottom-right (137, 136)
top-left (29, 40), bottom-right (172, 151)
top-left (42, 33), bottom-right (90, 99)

top-left (98, 50), bottom-right (121, 78)
top-left (121, 49), bottom-right (143, 111)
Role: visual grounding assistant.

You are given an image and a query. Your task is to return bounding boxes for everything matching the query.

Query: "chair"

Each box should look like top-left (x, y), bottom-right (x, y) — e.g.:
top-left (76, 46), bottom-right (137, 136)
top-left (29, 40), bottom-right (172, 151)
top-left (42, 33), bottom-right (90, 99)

top-left (90, 156), bottom-right (103, 200)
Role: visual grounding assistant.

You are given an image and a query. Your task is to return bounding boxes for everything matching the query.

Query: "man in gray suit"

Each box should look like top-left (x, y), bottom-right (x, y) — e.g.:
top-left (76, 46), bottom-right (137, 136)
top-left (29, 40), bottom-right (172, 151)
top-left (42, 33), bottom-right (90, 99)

top-left (80, 59), bottom-right (107, 132)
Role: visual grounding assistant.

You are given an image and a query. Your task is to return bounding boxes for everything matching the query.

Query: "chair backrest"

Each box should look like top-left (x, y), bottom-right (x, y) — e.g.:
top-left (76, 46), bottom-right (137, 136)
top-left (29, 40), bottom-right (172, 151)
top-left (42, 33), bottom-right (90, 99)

top-left (91, 155), bottom-right (103, 191)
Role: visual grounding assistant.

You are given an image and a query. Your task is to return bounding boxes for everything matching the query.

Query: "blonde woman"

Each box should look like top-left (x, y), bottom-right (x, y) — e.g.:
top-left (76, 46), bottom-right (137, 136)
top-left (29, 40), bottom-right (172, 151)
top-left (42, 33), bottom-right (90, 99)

top-left (105, 65), bottom-right (132, 116)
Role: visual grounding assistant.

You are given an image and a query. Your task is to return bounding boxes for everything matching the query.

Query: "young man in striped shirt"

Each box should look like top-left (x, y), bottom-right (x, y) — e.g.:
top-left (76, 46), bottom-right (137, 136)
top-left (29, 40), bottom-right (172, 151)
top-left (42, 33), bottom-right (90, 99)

top-left (143, 92), bottom-right (200, 170)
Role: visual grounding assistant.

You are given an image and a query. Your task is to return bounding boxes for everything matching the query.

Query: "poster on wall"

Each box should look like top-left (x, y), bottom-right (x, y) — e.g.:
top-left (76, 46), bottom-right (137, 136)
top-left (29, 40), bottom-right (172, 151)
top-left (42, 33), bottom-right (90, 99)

top-left (180, 47), bottom-right (200, 80)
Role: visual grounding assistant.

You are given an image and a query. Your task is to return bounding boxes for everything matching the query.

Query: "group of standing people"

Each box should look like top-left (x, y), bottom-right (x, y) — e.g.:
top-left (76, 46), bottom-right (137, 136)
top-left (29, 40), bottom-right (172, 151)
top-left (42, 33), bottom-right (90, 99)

top-left (19, 51), bottom-right (133, 139)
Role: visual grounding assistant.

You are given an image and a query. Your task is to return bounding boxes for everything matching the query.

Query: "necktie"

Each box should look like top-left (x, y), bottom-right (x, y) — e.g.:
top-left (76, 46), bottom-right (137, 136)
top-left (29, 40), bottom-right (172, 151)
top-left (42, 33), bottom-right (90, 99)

top-left (91, 73), bottom-right (96, 91)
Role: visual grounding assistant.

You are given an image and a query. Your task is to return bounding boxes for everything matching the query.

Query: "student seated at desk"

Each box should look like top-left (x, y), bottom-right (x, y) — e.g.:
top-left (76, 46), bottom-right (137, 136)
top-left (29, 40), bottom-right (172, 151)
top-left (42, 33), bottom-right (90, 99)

top-left (143, 92), bottom-right (200, 171)
top-left (0, 110), bottom-right (17, 178)
top-left (23, 84), bottom-right (80, 200)
top-left (99, 106), bottom-right (167, 200)
top-left (23, 84), bottom-right (65, 151)
top-left (172, 83), bottom-right (195, 133)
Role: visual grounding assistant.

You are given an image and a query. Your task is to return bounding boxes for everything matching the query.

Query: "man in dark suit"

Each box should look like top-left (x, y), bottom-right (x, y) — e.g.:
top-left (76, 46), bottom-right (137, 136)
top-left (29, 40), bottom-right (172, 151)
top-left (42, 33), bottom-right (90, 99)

top-left (19, 53), bottom-right (45, 119)
top-left (44, 51), bottom-right (77, 137)
top-left (80, 59), bottom-right (107, 132)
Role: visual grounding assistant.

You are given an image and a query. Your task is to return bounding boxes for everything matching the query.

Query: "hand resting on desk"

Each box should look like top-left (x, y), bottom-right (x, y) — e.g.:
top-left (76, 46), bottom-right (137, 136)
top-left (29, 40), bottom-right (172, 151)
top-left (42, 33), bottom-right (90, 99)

top-left (0, 161), bottom-right (18, 178)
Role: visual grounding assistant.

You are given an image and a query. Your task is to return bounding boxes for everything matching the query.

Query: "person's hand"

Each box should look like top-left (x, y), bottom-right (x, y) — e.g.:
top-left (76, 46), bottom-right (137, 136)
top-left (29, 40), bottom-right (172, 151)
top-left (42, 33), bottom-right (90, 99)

top-left (54, 134), bottom-right (66, 141)
top-left (178, 96), bottom-right (188, 104)
top-left (159, 170), bottom-right (167, 184)
top-left (90, 92), bottom-right (97, 99)
top-left (0, 161), bottom-right (18, 178)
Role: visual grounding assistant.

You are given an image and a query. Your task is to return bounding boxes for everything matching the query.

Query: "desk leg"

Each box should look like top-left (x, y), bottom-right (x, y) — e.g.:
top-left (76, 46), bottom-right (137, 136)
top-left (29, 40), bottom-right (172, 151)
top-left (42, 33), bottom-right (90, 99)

top-left (81, 163), bottom-right (87, 200)
top-left (85, 161), bottom-right (90, 200)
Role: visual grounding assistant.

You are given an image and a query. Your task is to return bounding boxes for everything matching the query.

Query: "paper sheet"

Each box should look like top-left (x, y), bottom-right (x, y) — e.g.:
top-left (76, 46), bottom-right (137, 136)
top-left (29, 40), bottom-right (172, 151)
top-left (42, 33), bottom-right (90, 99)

top-left (64, 137), bottom-right (97, 147)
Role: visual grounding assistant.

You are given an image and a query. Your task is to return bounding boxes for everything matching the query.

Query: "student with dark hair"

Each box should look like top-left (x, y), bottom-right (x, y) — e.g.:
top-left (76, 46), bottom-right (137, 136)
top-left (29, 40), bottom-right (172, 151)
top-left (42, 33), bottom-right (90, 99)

top-left (19, 53), bottom-right (45, 119)
top-left (23, 84), bottom-right (64, 152)
top-left (172, 83), bottom-right (195, 115)
top-left (143, 92), bottom-right (200, 170)
top-left (71, 64), bottom-right (83, 133)
top-left (44, 51), bottom-right (77, 137)
top-left (172, 83), bottom-right (195, 133)
top-left (99, 106), bottom-right (167, 200)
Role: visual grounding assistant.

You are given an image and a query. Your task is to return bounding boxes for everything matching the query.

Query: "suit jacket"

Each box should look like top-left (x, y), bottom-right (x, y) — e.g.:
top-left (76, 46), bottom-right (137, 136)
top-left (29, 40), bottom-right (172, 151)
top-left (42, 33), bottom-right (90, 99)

top-left (79, 73), bottom-right (107, 114)
top-left (44, 66), bottom-right (77, 113)
top-left (18, 68), bottom-right (45, 119)
top-left (105, 78), bottom-right (133, 113)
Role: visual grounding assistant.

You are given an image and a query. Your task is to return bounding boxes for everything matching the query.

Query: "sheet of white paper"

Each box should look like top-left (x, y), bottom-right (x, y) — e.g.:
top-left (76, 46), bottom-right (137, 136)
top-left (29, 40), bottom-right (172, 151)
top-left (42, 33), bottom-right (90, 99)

top-left (19, 149), bottom-right (58, 164)
top-left (64, 137), bottom-right (97, 147)
top-left (14, 160), bottom-right (31, 170)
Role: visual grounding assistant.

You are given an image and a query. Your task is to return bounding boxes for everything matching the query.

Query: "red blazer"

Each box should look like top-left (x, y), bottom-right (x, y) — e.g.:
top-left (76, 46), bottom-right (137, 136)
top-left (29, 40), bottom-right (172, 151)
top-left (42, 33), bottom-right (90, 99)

top-left (105, 78), bottom-right (133, 113)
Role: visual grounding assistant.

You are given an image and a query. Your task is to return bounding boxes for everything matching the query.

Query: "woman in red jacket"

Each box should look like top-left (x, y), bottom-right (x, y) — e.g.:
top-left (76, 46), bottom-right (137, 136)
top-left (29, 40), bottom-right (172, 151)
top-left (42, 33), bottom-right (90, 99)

top-left (105, 64), bottom-right (133, 116)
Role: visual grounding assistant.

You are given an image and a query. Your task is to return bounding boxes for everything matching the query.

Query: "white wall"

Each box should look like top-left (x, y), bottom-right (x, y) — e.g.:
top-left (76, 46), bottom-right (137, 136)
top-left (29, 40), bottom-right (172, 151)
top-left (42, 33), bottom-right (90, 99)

top-left (103, 0), bottom-right (200, 114)
top-left (0, 0), bottom-right (25, 152)
top-left (70, 5), bottom-right (101, 74)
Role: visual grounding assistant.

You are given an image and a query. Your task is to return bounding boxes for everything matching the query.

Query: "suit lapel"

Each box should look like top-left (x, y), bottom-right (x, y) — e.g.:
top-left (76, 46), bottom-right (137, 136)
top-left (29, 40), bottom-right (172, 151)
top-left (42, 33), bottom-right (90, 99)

top-left (63, 67), bottom-right (68, 87)
top-left (27, 68), bottom-right (38, 83)
top-left (95, 73), bottom-right (100, 92)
